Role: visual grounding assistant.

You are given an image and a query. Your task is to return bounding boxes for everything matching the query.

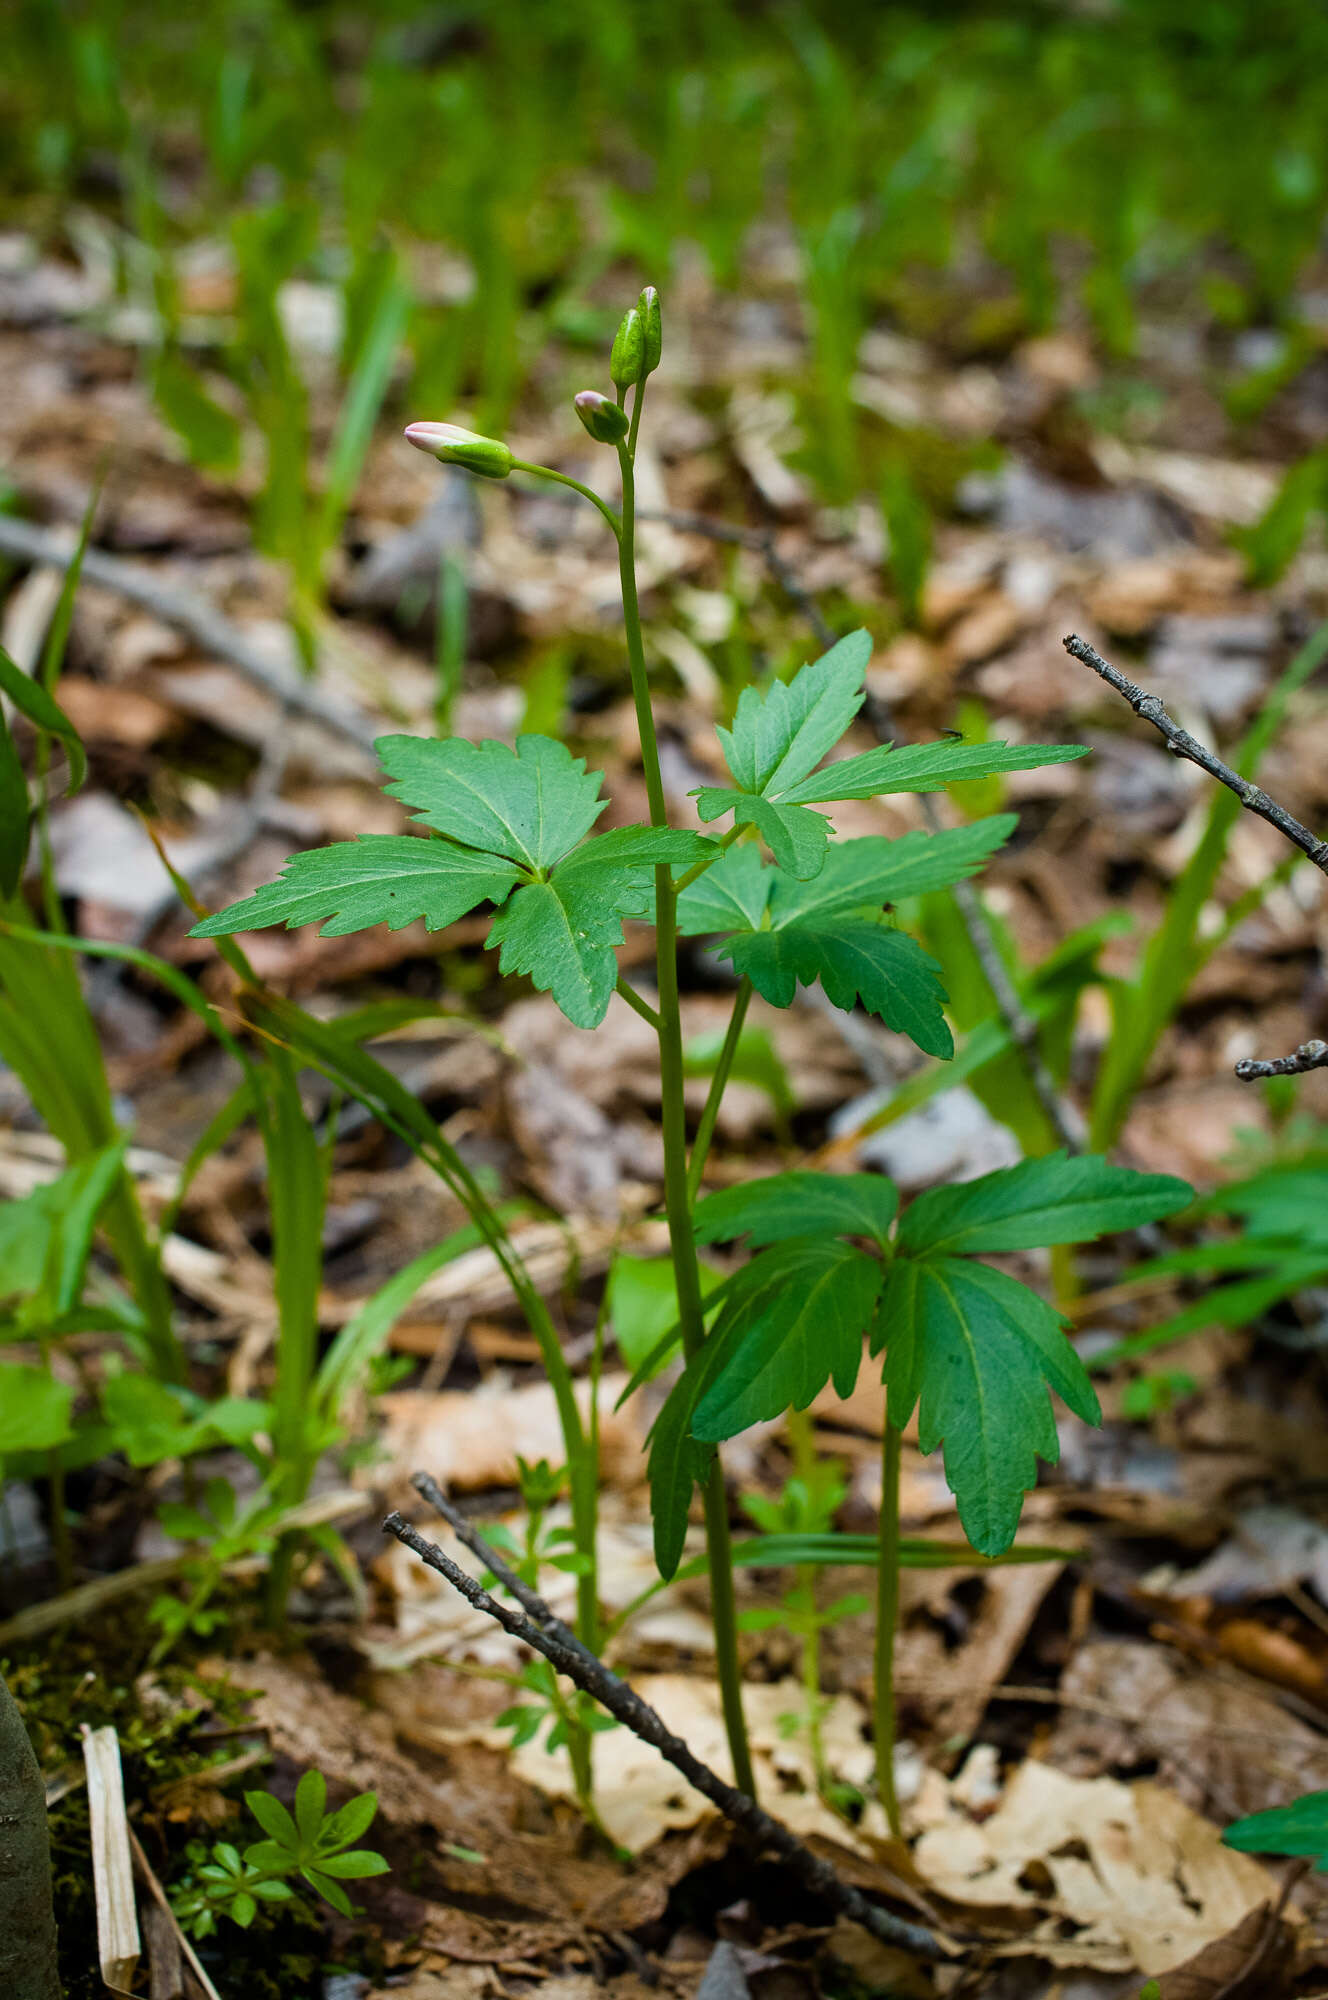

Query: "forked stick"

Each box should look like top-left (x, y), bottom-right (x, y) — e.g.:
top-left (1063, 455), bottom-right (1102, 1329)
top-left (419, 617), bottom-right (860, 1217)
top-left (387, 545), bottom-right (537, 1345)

top-left (384, 1475), bottom-right (954, 1963)
top-left (1063, 632), bottom-right (1328, 1079)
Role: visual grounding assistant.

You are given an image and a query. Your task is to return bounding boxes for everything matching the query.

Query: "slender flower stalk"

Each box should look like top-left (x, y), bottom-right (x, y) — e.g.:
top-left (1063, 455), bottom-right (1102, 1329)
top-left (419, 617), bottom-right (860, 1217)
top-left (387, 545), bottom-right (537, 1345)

top-left (874, 1421), bottom-right (903, 1837)
top-left (612, 379), bottom-right (757, 1797)
top-left (397, 289), bottom-right (757, 1803)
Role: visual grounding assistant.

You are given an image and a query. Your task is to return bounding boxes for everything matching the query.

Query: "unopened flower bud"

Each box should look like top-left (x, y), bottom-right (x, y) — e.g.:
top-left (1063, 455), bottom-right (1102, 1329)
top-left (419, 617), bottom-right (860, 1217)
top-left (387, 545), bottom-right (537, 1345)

top-left (638, 286), bottom-right (662, 375)
top-left (403, 421), bottom-right (513, 479)
top-left (609, 307), bottom-right (645, 388)
top-left (573, 390), bottom-right (630, 444)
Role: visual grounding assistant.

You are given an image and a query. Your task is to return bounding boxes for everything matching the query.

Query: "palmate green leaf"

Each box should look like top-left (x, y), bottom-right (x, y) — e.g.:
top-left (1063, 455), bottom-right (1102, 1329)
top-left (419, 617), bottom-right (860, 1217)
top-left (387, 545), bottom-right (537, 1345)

top-left (723, 921), bottom-right (953, 1057)
top-left (690, 1238), bottom-right (884, 1441)
top-left (716, 629), bottom-right (870, 796)
top-left (487, 875), bottom-right (623, 1028)
top-left (897, 1152), bottom-right (1193, 1256)
top-left (190, 837), bottom-right (522, 938)
top-left (676, 843), bottom-right (772, 935)
top-left (0, 1361), bottom-right (75, 1456)
top-left (767, 819), bottom-right (1016, 921)
top-left (879, 1258), bottom-right (1100, 1554)
top-left (1224, 1792), bottom-right (1328, 1869)
top-left (647, 1334), bottom-right (730, 1579)
top-left (693, 790), bottom-right (830, 879)
top-left (378, 731), bottom-right (606, 867)
top-left (675, 824), bottom-right (1018, 1056)
top-left (693, 1170), bottom-right (899, 1250)
top-left (677, 823), bottom-right (1014, 938)
top-left (780, 737), bottom-right (1089, 806)
top-left (490, 826), bottom-right (712, 1028)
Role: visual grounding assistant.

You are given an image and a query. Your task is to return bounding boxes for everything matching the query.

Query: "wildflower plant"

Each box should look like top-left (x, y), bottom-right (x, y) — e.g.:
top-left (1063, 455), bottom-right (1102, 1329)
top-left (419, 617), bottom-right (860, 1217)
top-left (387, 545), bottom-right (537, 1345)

top-left (171, 1771), bottom-right (388, 1936)
top-left (189, 290), bottom-right (1191, 1819)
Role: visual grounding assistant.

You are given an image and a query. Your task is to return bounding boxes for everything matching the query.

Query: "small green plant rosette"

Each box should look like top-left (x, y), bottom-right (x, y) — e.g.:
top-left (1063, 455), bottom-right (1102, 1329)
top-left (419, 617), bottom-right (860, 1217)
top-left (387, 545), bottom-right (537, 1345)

top-left (609, 307), bottom-right (645, 388)
top-left (638, 286), bottom-right (662, 374)
top-left (573, 390), bottom-right (630, 443)
top-left (403, 421), bottom-right (514, 478)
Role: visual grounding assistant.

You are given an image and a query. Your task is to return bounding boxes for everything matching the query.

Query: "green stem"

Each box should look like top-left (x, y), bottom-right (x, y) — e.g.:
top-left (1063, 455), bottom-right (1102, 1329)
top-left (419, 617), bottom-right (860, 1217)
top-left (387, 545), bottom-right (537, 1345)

top-left (511, 460), bottom-right (622, 541)
top-left (614, 443), bottom-right (668, 828)
top-left (874, 1423), bottom-right (903, 1837)
top-left (613, 421), bottom-right (755, 1798)
top-left (686, 979), bottom-right (752, 1203)
top-left (616, 975), bottom-right (661, 1029)
top-left (787, 1407), bottom-right (826, 1793)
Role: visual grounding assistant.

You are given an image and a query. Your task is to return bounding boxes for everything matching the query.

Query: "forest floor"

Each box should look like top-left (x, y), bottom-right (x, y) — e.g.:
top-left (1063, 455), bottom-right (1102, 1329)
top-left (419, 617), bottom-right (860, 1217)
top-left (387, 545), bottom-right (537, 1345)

top-left (5, 226), bottom-right (1328, 2000)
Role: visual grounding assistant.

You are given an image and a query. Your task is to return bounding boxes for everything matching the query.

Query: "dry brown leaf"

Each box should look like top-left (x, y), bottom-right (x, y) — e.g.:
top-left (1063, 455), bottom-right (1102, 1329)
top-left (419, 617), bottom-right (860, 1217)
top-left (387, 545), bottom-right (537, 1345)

top-left (53, 675), bottom-right (176, 746)
top-left (1050, 1641), bottom-right (1328, 1826)
top-left (372, 1372), bottom-right (645, 1502)
top-left (896, 1560), bottom-right (1065, 1745)
top-left (1153, 1899), bottom-right (1294, 2000)
top-left (911, 1758), bottom-right (1277, 1975)
top-left (437, 1673), bottom-right (892, 1857)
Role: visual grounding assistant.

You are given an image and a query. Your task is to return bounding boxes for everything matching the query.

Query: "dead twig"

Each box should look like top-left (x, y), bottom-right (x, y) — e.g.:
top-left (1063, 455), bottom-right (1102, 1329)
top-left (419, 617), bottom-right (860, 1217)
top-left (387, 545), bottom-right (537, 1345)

top-left (1063, 633), bottom-right (1328, 876)
top-left (1233, 1039), bottom-right (1328, 1081)
top-left (384, 1477), bottom-right (955, 1964)
top-left (1064, 632), bottom-right (1328, 1084)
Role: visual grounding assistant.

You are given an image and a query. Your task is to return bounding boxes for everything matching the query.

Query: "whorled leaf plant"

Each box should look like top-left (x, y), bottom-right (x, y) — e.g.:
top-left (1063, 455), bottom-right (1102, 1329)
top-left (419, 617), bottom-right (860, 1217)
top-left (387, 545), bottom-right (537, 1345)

top-left (189, 288), bottom-right (1189, 1816)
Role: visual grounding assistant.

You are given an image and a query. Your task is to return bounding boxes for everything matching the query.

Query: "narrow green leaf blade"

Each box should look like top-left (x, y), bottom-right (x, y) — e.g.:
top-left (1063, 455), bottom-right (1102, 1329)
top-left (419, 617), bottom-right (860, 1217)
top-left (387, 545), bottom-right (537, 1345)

top-left (189, 837), bottom-right (521, 938)
top-left (691, 1238), bottom-right (883, 1440)
top-left (0, 711), bottom-right (29, 898)
top-left (693, 1171), bottom-right (899, 1249)
top-left (0, 640), bottom-right (88, 794)
top-left (880, 1257), bottom-right (1099, 1554)
top-left (245, 1791), bottom-right (298, 1850)
top-left (378, 732), bottom-right (606, 867)
top-left (897, 1152), bottom-right (1193, 1255)
top-left (782, 739), bottom-right (1088, 806)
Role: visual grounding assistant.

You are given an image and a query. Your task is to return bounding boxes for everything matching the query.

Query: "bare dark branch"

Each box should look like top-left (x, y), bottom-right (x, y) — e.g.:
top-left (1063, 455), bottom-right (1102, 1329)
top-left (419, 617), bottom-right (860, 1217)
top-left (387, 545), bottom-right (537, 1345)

top-left (384, 1487), bottom-right (954, 1964)
top-left (1064, 633), bottom-right (1328, 1083)
top-left (1234, 1039), bottom-right (1328, 1081)
top-left (1062, 633), bottom-right (1328, 876)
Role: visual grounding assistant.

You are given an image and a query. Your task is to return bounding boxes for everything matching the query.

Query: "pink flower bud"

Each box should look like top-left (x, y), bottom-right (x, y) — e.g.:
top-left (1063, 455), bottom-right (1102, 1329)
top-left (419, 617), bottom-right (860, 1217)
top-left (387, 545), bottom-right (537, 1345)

top-left (573, 390), bottom-right (630, 444)
top-left (403, 421), bottom-right (513, 478)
